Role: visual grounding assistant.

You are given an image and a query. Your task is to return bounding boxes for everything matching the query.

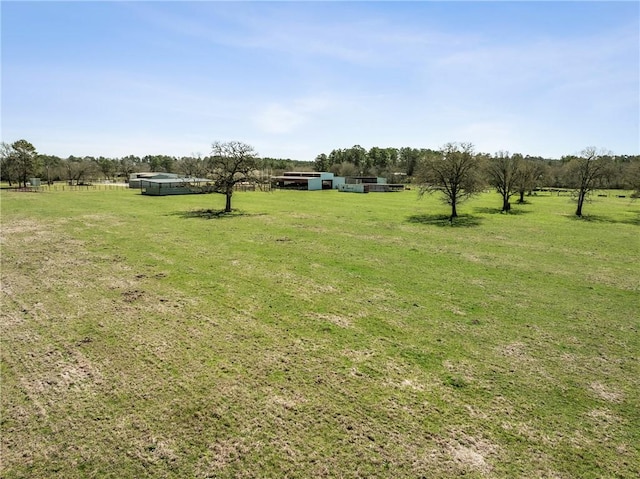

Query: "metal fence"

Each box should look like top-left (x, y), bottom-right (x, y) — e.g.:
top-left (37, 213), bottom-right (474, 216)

top-left (3, 182), bottom-right (273, 193)
top-left (2, 183), bottom-right (130, 192)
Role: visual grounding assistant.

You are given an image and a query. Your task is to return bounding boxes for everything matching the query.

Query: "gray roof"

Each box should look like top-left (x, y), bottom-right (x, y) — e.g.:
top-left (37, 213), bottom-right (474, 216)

top-left (141, 177), bottom-right (213, 184)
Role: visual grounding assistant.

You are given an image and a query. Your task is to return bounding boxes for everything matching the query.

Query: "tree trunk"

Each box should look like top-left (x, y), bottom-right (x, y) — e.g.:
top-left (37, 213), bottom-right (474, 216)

top-left (450, 201), bottom-right (458, 220)
top-left (225, 193), bottom-right (232, 212)
top-left (518, 190), bottom-right (525, 203)
top-left (502, 198), bottom-right (511, 212)
top-left (576, 191), bottom-right (585, 216)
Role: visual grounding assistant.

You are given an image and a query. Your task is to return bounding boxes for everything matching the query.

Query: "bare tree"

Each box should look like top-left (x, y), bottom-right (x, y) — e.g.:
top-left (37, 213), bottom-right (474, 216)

top-left (63, 156), bottom-right (96, 185)
top-left (40, 155), bottom-right (62, 185)
top-left (416, 142), bottom-right (485, 220)
top-left (208, 141), bottom-right (260, 212)
top-left (565, 147), bottom-right (611, 217)
top-left (487, 151), bottom-right (521, 212)
top-left (177, 154), bottom-right (207, 178)
top-left (515, 157), bottom-right (547, 203)
top-left (119, 156), bottom-right (136, 181)
top-left (94, 157), bottom-right (117, 181)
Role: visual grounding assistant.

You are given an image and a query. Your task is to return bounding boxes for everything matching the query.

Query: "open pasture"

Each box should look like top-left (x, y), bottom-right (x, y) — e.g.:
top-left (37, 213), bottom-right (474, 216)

top-left (1, 188), bottom-right (639, 478)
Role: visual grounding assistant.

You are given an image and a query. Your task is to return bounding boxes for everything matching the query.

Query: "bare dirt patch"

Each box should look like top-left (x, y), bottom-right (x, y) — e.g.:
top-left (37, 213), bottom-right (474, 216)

top-left (122, 289), bottom-right (146, 303)
top-left (451, 443), bottom-right (489, 470)
top-left (307, 312), bottom-right (352, 328)
top-left (498, 341), bottom-right (534, 363)
top-left (0, 218), bottom-right (54, 239)
top-left (418, 429), bottom-right (501, 476)
top-left (20, 347), bottom-right (103, 394)
top-left (587, 408), bottom-right (620, 427)
top-left (341, 349), bottom-right (375, 362)
top-left (268, 391), bottom-right (307, 411)
top-left (589, 381), bottom-right (624, 403)
top-left (444, 431), bottom-right (499, 475)
top-left (396, 378), bottom-right (426, 391)
top-left (269, 270), bottom-right (341, 300)
top-left (196, 437), bottom-right (251, 474)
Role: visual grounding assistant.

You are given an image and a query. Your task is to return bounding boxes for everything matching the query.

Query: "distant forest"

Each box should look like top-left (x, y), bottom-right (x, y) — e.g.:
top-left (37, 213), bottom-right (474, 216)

top-left (1, 140), bottom-right (639, 191)
top-left (312, 145), bottom-right (639, 191)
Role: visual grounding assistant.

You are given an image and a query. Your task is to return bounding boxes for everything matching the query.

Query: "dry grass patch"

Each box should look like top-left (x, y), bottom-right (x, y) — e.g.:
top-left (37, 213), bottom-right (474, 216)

top-left (396, 378), bottom-right (426, 392)
top-left (448, 434), bottom-right (499, 474)
top-left (498, 341), bottom-right (531, 360)
top-left (268, 392), bottom-right (307, 411)
top-left (587, 408), bottom-right (620, 427)
top-left (196, 437), bottom-right (252, 476)
top-left (269, 270), bottom-right (341, 300)
top-left (589, 381), bottom-right (624, 403)
top-left (500, 421), bottom-right (557, 446)
top-left (307, 312), bottom-right (353, 328)
top-left (423, 430), bottom-right (502, 476)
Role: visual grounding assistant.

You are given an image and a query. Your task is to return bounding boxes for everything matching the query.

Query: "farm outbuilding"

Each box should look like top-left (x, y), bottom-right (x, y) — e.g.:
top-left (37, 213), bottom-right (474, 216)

top-left (271, 172), bottom-right (345, 191)
top-left (346, 176), bottom-right (387, 185)
top-left (338, 176), bottom-right (404, 193)
top-left (139, 178), bottom-right (215, 196)
top-left (338, 183), bottom-right (405, 193)
top-left (129, 172), bottom-right (179, 189)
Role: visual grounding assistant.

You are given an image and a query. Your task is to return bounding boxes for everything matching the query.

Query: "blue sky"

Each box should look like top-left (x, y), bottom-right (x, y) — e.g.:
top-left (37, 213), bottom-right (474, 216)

top-left (2, 1), bottom-right (639, 160)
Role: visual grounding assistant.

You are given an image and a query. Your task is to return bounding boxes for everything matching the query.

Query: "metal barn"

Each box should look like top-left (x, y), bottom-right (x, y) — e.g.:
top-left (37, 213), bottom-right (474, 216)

top-left (129, 172), bottom-right (179, 189)
top-left (140, 178), bottom-right (215, 196)
top-left (271, 172), bottom-right (345, 191)
top-left (338, 175), bottom-right (404, 193)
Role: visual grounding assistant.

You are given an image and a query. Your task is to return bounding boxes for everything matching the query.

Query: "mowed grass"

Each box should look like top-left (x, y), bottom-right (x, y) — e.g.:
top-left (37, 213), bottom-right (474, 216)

top-left (1, 187), bottom-right (638, 478)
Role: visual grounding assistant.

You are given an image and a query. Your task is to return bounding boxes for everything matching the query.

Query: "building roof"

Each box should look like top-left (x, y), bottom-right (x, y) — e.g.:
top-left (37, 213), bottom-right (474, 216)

top-left (131, 172), bottom-right (179, 179)
top-left (141, 177), bottom-right (212, 184)
top-left (271, 176), bottom-right (313, 182)
top-left (282, 171), bottom-right (322, 176)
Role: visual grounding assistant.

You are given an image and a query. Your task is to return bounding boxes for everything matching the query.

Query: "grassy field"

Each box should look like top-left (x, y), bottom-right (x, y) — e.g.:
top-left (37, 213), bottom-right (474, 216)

top-left (1, 187), bottom-right (638, 478)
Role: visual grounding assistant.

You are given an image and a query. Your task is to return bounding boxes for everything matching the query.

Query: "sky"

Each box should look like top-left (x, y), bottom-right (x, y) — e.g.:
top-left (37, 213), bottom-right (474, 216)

top-left (2, 1), bottom-right (639, 161)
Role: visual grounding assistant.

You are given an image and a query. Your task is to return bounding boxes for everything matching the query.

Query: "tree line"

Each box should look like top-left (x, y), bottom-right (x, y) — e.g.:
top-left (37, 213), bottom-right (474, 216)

top-left (0, 140), bottom-right (309, 188)
top-left (313, 144), bottom-right (639, 192)
top-left (0, 139), bottom-right (279, 213)
top-left (415, 143), bottom-right (639, 219)
top-left (2, 139), bottom-right (639, 217)
top-left (313, 143), bottom-right (639, 218)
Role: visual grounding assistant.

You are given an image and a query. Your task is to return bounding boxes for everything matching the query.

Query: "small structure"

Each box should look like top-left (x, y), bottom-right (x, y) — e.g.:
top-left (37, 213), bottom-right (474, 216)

top-left (346, 176), bottom-right (387, 185)
top-left (339, 176), bottom-right (404, 193)
top-left (271, 172), bottom-right (345, 191)
top-left (338, 183), bottom-right (404, 193)
top-left (129, 172), bottom-right (179, 189)
top-left (140, 177), bottom-right (215, 196)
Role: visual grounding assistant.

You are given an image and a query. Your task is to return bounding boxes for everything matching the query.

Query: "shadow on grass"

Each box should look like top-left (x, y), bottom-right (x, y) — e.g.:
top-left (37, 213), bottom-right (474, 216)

top-left (171, 209), bottom-right (267, 220)
top-left (407, 214), bottom-right (482, 227)
top-left (566, 212), bottom-right (640, 226)
top-left (626, 211), bottom-right (640, 226)
top-left (473, 206), bottom-right (531, 216)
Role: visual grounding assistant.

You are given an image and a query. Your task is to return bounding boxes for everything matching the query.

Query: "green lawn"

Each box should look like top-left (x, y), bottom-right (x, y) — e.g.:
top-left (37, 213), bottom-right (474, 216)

top-left (1, 187), bottom-right (639, 478)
